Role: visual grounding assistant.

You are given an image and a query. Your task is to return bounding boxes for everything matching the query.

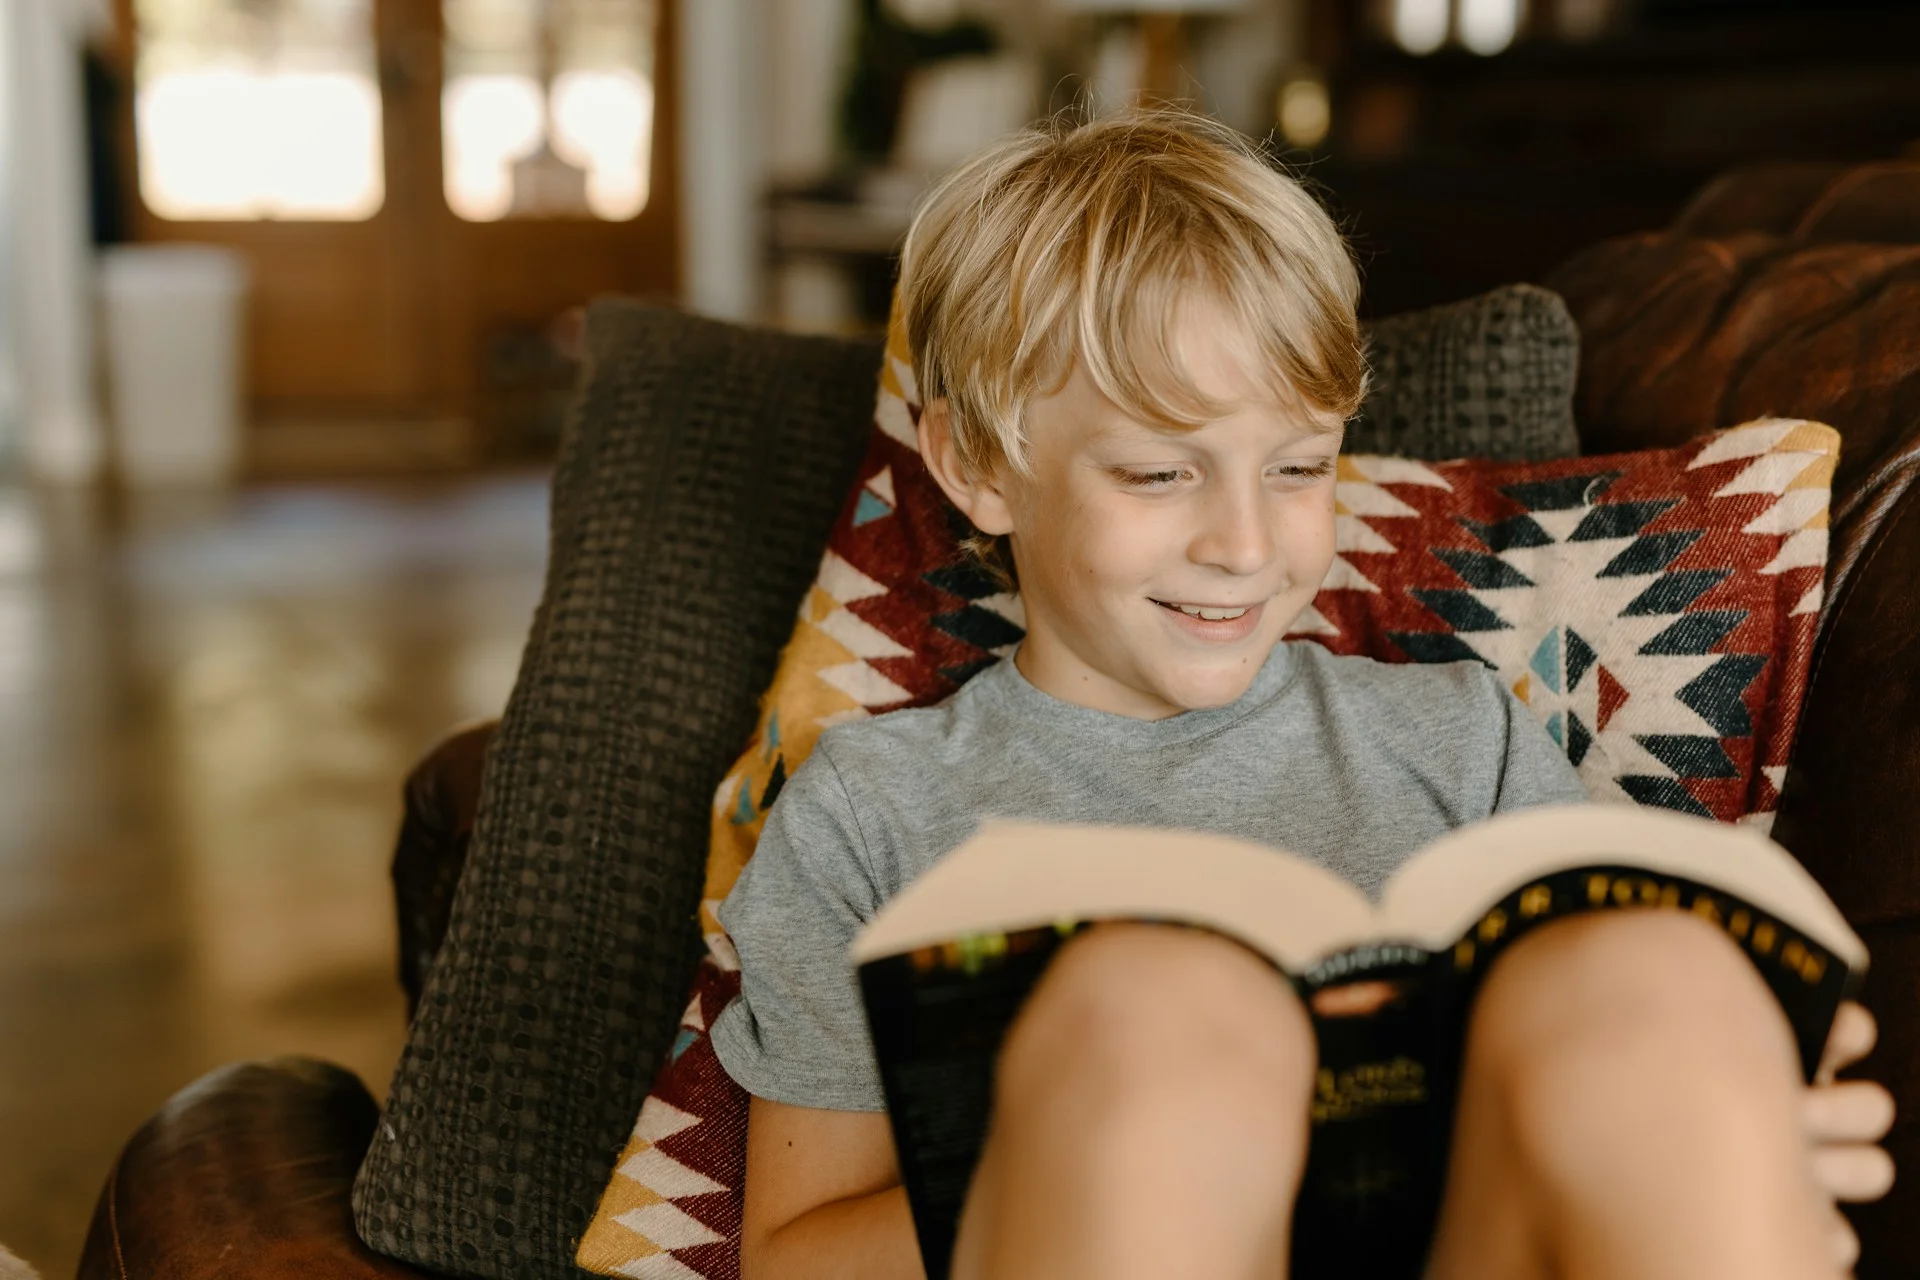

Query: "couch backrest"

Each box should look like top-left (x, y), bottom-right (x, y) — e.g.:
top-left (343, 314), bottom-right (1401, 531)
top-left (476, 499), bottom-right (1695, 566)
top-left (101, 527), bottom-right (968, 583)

top-left (1545, 162), bottom-right (1920, 921)
top-left (1546, 162), bottom-right (1920, 1279)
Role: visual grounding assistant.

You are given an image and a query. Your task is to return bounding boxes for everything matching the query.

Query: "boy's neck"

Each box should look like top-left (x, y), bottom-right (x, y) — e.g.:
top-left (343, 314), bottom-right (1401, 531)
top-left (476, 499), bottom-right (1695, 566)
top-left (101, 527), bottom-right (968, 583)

top-left (1010, 640), bottom-right (1180, 721)
top-left (1010, 635), bottom-right (1284, 722)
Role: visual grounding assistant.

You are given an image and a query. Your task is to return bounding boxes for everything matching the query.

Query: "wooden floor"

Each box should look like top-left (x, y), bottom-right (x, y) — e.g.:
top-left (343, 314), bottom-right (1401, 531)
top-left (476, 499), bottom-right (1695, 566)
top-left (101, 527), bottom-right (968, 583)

top-left (0, 475), bottom-right (549, 1278)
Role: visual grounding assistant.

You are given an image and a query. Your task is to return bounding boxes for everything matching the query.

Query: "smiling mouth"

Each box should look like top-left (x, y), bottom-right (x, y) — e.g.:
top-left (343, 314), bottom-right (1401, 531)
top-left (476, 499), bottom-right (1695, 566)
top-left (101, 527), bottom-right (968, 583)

top-left (1152, 599), bottom-right (1254, 621)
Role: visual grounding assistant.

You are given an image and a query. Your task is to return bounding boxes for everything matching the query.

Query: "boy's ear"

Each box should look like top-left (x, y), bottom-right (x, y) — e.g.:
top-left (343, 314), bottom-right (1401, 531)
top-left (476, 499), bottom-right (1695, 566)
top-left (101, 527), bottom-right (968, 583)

top-left (918, 398), bottom-right (1015, 537)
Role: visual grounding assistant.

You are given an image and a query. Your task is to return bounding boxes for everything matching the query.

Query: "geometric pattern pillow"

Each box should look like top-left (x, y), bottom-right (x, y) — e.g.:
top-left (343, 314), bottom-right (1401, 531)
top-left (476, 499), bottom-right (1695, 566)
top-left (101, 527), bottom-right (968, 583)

top-left (576, 313), bottom-right (1836, 1278)
top-left (1296, 418), bottom-right (1834, 824)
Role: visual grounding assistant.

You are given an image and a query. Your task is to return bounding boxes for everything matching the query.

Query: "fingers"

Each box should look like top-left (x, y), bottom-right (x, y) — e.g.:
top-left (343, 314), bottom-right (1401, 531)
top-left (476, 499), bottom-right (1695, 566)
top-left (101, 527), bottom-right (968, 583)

top-left (1806, 1080), bottom-right (1896, 1145)
top-left (1811, 1145), bottom-right (1896, 1203)
top-left (1827, 1204), bottom-right (1859, 1274)
top-left (1805, 1077), bottom-right (1896, 1205)
top-left (1819, 1003), bottom-right (1878, 1083)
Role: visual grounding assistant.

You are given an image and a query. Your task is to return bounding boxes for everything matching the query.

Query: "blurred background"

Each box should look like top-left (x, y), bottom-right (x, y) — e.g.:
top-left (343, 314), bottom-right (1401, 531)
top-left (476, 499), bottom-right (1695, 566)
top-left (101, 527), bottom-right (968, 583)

top-left (0, 0), bottom-right (1915, 1273)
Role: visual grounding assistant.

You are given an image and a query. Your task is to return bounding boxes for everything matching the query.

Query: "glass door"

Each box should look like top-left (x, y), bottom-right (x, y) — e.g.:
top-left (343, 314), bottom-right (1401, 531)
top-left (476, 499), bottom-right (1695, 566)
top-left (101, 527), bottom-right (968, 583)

top-left (442, 0), bottom-right (657, 221)
top-left (133, 0), bottom-right (386, 220)
top-left (112, 0), bottom-right (679, 458)
top-left (425, 0), bottom-right (679, 455)
top-left (120, 0), bottom-right (433, 425)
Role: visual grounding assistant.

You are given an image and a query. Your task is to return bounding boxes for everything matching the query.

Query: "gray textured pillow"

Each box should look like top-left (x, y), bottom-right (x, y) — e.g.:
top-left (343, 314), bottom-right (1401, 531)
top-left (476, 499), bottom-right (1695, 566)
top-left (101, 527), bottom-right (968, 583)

top-left (1348, 282), bottom-right (1580, 461)
top-left (352, 303), bottom-right (881, 1279)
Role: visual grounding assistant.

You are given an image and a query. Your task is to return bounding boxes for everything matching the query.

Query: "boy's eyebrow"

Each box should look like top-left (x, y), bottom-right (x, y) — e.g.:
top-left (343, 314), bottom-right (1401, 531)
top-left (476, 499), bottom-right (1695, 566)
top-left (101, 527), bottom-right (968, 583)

top-left (1089, 408), bottom-right (1346, 447)
top-left (1084, 421), bottom-right (1348, 457)
top-left (1086, 415), bottom-right (1176, 446)
top-left (1277, 397), bottom-right (1350, 441)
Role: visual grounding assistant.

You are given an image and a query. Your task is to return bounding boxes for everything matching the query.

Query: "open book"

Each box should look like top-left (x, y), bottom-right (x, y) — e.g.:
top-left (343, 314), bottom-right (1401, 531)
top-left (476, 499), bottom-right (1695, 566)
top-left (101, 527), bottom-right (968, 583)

top-left (851, 805), bottom-right (1865, 1280)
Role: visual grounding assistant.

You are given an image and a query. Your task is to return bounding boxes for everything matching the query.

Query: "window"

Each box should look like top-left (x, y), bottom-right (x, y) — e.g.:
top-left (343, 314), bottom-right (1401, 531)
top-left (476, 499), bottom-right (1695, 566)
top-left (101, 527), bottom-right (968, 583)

top-left (133, 0), bottom-right (384, 221)
top-left (442, 0), bottom-right (657, 222)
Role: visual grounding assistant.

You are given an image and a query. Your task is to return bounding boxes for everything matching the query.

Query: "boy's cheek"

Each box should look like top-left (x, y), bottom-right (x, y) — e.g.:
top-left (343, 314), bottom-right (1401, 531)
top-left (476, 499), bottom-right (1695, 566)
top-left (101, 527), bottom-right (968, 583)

top-left (1069, 503), bottom-right (1174, 573)
top-left (1281, 504), bottom-right (1338, 577)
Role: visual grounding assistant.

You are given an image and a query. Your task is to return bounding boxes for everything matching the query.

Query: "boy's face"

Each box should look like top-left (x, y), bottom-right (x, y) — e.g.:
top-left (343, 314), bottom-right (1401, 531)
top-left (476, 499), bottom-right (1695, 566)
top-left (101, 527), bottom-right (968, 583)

top-left (923, 299), bottom-right (1342, 720)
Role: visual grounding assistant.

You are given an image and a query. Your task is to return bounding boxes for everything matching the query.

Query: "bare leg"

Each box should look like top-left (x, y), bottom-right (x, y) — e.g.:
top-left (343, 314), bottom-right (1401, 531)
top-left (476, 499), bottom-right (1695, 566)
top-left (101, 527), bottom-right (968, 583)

top-left (1427, 910), bottom-right (1843, 1280)
top-left (950, 923), bottom-right (1315, 1280)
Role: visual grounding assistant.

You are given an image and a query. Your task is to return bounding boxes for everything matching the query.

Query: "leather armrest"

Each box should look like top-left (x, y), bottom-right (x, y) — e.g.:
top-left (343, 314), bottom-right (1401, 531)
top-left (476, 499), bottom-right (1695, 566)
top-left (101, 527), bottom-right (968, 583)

top-left (76, 1057), bottom-right (436, 1279)
top-left (393, 720), bottom-right (497, 1016)
top-left (76, 716), bottom-right (503, 1277)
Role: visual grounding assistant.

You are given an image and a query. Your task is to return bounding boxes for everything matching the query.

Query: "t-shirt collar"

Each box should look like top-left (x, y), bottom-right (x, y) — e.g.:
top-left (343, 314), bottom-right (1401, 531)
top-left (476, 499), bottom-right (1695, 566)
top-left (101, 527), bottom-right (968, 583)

top-left (977, 640), bottom-right (1300, 747)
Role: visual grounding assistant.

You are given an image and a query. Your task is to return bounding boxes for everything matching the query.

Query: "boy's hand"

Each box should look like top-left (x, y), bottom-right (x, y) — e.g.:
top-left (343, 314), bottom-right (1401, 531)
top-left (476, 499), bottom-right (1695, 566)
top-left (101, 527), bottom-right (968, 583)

top-left (1808, 1002), bottom-right (1895, 1271)
top-left (1810, 1002), bottom-right (1896, 1200)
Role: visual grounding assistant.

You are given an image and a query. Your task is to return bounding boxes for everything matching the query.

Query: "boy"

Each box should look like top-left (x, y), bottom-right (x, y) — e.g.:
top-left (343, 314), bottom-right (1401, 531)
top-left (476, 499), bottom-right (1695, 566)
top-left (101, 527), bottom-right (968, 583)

top-left (710, 110), bottom-right (1892, 1279)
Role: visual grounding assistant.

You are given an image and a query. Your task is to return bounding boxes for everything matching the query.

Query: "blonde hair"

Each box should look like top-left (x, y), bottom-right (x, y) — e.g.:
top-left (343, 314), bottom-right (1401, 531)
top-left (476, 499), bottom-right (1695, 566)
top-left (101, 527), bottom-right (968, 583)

top-left (899, 107), bottom-right (1368, 491)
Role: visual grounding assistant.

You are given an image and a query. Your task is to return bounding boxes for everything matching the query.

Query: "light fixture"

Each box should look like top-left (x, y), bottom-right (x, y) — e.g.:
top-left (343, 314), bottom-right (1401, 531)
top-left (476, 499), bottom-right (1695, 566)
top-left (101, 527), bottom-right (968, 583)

top-left (1050, 0), bottom-right (1248, 12)
top-left (1277, 72), bottom-right (1330, 149)
top-left (1392, 0), bottom-right (1449, 55)
top-left (1458, 0), bottom-right (1521, 55)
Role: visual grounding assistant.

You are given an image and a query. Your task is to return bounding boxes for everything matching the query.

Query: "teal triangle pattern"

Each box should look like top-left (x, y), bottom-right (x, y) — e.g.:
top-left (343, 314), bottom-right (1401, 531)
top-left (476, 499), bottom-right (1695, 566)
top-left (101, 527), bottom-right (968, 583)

top-left (1530, 628), bottom-right (1563, 694)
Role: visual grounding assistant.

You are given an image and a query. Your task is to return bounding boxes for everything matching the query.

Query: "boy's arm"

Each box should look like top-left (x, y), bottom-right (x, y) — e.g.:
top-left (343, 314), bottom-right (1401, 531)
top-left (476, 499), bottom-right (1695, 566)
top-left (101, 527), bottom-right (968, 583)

top-left (740, 1096), bottom-right (926, 1280)
top-left (716, 744), bottom-right (919, 1275)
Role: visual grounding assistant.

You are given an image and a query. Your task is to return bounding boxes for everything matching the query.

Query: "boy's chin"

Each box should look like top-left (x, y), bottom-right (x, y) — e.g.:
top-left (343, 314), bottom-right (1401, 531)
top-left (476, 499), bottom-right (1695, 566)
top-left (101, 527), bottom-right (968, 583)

top-left (1150, 661), bottom-right (1268, 713)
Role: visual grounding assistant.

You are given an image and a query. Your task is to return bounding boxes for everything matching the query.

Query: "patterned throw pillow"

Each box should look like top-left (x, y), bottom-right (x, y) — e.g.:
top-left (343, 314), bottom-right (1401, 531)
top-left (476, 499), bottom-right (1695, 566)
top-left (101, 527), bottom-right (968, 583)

top-left (576, 321), bottom-right (1834, 1280)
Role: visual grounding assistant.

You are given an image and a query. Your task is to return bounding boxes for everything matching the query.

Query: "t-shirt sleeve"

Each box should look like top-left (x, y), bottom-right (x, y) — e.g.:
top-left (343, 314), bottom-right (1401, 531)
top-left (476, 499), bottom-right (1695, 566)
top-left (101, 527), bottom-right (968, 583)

top-left (708, 747), bottom-right (889, 1112)
top-left (1485, 670), bottom-right (1591, 812)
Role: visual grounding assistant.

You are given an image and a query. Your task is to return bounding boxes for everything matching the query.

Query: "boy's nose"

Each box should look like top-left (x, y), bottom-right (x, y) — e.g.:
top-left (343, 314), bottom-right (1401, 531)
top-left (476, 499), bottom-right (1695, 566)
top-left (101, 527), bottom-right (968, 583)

top-left (1189, 484), bottom-right (1275, 577)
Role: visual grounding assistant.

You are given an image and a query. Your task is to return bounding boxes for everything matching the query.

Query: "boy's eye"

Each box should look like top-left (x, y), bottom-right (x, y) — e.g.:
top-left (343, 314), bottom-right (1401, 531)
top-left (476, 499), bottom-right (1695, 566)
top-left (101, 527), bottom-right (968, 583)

top-left (1113, 467), bottom-right (1191, 489)
top-left (1270, 458), bottom-right (1337, 482)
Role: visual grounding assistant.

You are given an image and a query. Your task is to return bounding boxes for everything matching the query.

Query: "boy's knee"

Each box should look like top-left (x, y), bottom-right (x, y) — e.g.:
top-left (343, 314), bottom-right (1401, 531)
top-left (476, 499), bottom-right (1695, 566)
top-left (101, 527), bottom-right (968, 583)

top-left (996, 924), bottom-right (1315, 1143)
top-left (1477, 908), bottom-right (1790, 1054)
top-left (1469, 909), bottom-right (1804, 1159)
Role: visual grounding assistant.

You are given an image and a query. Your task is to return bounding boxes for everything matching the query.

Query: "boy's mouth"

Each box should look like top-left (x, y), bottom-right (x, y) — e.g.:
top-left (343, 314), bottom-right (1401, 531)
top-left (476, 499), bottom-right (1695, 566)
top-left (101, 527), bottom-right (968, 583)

top-left (1152, 602), bottom-right (1259, 621)
top-left (1152, 599), bottom-right (1252, 621)
top-left (1151, 599), bottom-right (1266, 644)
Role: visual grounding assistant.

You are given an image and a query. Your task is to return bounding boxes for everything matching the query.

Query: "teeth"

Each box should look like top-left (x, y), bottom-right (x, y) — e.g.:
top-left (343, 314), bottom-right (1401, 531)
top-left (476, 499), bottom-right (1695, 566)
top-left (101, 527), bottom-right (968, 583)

top-left (1176, 604), bottom-right (1248, 621)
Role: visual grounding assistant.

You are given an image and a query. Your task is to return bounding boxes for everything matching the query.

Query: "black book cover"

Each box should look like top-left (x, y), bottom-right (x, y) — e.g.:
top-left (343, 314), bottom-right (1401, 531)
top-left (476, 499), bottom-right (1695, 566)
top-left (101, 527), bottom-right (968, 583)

top-left (860, 867), bottom-right (1856, 1280)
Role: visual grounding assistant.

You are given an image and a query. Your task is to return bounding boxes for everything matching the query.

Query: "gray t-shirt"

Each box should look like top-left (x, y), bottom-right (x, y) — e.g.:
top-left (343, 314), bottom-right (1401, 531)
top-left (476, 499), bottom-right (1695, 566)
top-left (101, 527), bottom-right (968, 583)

top-left (711, 642), bottom-right (1587, 1111)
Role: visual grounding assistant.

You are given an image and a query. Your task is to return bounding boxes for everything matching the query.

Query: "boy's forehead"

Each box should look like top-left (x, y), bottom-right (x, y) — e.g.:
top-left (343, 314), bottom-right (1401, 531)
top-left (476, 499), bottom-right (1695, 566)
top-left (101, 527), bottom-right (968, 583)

top-left (1052, 304), bottom-right (1348, 446)
top-left (1072, 395), bottom-right (1345, 448)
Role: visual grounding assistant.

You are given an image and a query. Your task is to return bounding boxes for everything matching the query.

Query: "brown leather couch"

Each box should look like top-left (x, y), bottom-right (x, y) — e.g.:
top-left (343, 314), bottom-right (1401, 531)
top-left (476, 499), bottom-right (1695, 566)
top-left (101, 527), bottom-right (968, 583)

top-left (1545, 160), bottom-right (1920, 1271)
top-left (76, 162), bottom-right (1920, 1278)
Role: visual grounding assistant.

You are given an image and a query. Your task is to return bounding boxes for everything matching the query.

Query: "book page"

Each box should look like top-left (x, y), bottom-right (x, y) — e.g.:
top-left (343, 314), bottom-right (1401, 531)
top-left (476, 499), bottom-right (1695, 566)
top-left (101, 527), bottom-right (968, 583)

top-left (851, 821), bottom-right (1377, 972)
top-left (1382, 805), bottom-right (1866, 968)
